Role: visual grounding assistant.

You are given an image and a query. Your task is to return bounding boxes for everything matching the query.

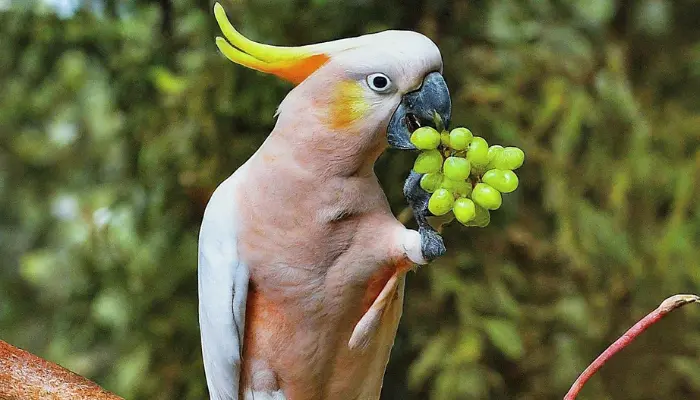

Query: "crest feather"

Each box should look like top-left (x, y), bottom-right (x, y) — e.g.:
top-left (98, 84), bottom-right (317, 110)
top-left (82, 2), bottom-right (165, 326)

top-left (214, 3), bottom-right (330, 84)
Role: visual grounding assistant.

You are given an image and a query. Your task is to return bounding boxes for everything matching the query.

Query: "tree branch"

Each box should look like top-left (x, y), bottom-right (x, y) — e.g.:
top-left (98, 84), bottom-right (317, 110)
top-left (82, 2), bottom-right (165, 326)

top-left (159, 0), bottom-right (173, 37)
top-left (564, 294), bottom-right (700, 400)
top-left (0, 340), bottom-right (123, 400)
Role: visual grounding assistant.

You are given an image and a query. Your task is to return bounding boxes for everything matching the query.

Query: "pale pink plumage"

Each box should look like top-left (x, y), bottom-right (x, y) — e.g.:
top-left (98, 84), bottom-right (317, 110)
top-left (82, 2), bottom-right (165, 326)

top-left (199, 11), bottom-right (443, 399)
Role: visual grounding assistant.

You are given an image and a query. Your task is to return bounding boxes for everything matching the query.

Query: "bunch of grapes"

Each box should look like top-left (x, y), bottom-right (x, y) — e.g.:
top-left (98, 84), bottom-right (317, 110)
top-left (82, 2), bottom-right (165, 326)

top-left (410, 126), bottom-right (524, 227)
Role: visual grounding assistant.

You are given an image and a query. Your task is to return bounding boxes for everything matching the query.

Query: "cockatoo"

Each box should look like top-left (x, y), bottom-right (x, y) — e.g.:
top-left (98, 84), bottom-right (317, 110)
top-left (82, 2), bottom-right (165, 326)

top-left (199, 4), bottom-right (451, 399)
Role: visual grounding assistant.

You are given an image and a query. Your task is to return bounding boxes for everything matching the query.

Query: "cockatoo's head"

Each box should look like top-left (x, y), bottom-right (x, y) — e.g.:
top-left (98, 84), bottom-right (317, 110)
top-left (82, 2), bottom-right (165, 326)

top-left (214, 3), bottom-right (451, 151)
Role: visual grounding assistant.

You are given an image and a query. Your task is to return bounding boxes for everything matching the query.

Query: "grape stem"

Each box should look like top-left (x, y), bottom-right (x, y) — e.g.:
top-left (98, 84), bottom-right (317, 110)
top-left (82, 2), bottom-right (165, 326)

top-left (564, 294), bottom-right (700, 400)
top-left (432, 111), bottom-right (445, 132)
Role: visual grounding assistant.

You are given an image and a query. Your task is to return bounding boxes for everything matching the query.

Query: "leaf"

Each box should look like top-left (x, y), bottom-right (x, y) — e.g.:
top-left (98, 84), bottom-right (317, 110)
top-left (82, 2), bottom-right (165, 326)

top-left (484, 318), bottom-right (524, 360)
top-left (566, 0), bottom-right (615, 26)
top-left (112, 345), bottom-right (151, 398)
top-left (91, 289), bottom-right (132, 329)
top-left (670, 356), bottom-right (700, 390)
top-left (408, 332), bottom-right (453, 389)
top-left (448, 329), bottom-right (483, 365)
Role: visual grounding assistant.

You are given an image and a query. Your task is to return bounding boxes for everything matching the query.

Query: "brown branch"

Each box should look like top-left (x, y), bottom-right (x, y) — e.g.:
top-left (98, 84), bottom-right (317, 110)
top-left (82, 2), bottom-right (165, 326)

top-left (564, 294), bottom-right (700, 400)
top-left (0, 340), bottom-right (123, 400)
top-left (158, 0), bottom-right (173, 37)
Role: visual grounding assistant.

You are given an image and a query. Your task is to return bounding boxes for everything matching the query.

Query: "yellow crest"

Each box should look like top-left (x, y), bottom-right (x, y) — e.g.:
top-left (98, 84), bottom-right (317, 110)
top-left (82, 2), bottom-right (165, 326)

top-left (214, 3), bottom-right (330, 85)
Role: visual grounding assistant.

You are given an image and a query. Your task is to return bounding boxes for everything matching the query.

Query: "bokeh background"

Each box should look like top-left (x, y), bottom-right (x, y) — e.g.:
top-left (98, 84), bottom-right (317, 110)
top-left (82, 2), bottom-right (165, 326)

top-left (2, 0), bottom-right (700, 399)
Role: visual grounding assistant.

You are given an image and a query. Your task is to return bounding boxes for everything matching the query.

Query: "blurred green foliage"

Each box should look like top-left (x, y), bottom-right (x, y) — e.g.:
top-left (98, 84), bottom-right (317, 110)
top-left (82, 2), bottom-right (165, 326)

top-left (1, 0), bottom-right (700, 399)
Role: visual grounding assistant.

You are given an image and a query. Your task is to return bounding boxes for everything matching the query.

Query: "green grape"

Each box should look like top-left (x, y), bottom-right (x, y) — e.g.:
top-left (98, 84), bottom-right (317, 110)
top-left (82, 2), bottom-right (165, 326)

top-left (440, 131), bottom-right (451, 147)
top-left (407, 126), bottom-right (524, 229)
top-left (428, 188), bottom-right (455, 216)
top-left (448, 127), bottom-right (473, 150)
top-left (504, 147), bottom-right (525, 169)
top-left (471, 183), bottom-right (502, 210)
top-left (466, 136), bottom-right (489, 167)
top-left (410, 126), bottom-right (441, 150)
top-left (482, 169), bottom-right (519, 193)
top-left (413, 149), bottom-right (443, 174)
top-left (487, 145), bottom-right (504, 167)
top-left (467, 204), bottom-right (491, 227)
top-left (453, 197), bottom-right (476, 225)
top-left (492, 146), bottom-right (525, 170)
top-left (443, 156), bottom-right (471, 181)
top-left (440, 178), bottom-right (472, 197)
top-left (420, 173), bottom-right (443, 193)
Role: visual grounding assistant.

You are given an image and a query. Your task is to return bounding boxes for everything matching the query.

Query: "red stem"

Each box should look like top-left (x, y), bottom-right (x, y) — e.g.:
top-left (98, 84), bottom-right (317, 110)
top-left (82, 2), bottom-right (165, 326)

top-left (564, 294), bottom-right (700, 400)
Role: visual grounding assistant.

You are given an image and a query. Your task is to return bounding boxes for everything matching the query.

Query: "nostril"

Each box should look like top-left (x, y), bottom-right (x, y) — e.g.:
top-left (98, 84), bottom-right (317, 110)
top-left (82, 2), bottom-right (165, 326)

top-left (405, 113), bottom-right (421, 133)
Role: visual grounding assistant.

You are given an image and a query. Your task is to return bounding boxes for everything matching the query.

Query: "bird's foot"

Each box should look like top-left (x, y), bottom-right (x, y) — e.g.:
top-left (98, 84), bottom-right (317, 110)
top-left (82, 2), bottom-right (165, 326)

top-left (403, 171), bottom-right (447, 262)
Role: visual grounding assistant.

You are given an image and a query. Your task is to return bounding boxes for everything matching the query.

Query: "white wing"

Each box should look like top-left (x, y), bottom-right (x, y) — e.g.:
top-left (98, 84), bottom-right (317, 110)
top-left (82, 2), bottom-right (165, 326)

top-left (198, 173), bottom-right (249, 400)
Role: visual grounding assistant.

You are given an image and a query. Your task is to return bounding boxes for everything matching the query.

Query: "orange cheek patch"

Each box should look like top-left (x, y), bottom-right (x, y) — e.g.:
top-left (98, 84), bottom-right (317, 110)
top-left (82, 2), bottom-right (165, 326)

top-left (328, 81), bottom-right (370, 131)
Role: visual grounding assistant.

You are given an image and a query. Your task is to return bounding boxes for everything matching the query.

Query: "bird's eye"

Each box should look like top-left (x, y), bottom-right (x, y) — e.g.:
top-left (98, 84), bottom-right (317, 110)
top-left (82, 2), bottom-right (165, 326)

top-left (367, 73), bottom-right (392, 93)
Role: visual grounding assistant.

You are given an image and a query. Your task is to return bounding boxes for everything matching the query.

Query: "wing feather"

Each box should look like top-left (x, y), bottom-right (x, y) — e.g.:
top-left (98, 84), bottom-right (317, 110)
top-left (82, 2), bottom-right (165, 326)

top-left (198, 174), bottom-right (249, 400)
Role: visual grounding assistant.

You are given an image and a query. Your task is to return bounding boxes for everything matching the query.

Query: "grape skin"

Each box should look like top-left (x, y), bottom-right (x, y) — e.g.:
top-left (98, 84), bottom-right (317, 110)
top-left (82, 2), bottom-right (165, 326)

top-left (420, 173), bottom-right (443, 193)
top-left (428, 188), bottom-right (455, 216)
top-left (440, 178), bottom-right (471, 197)
top-left (471, 183), bottom-right (502, 210)
top-left (443, 157), bottom-right (471, 181)
top-left (411, 127), bottom-right (524, 229)
top-left (487, 145), bottom-right (504, 169)
top-left (492, 147), bottom-right (525, 170)
top-left (448, 127), bottom-right (473, 150)
top-left (413, 149), bottom-right (443, 174)
top-left (482, 169), bottom-right (519, 193)
top-left (410, 126), bottom-right (441, 150)
top-left (453, 198), bottom-right (476, 224)
top-left (440, 131), bottom-right (451, 147)
top-left (466, 137), bottom-right (490, 167)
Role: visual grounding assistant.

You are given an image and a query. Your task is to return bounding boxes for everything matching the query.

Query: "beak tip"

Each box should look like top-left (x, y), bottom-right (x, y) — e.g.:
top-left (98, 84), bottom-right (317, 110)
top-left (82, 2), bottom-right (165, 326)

top-left (387, 72), bottom-right (451, 150)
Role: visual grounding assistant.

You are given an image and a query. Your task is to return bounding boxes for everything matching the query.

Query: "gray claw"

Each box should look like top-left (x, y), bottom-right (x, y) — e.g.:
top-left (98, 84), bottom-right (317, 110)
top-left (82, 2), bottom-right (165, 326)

top-left (403, 171), bottom-right (428, 205)
top-left (403, 171), bottom-right (446, 262)
top-left (419, 226), bottom-right (446, 261)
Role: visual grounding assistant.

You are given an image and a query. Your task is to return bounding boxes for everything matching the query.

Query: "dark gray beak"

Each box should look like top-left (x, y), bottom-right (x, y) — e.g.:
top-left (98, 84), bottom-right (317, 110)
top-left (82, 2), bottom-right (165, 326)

top-left (387, 71), bottom-right (452, 149)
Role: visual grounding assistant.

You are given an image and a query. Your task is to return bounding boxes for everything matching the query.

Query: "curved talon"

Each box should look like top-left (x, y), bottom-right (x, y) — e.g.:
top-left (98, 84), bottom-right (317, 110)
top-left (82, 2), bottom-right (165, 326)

top-left (419, 226), bottom-right (446, 261)
top-left (403, 171), bottom-right (446, 262)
